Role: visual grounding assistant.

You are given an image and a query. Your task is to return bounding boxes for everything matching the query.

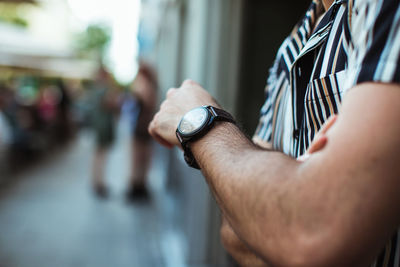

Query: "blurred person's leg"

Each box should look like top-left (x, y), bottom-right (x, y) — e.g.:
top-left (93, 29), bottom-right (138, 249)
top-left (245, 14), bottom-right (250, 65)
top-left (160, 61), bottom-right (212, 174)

top-left (91, 112), bottom-right (115, 198)
top-left (126, 103), bottom-right (153, 200)
top-left (129, 138), bottom-right (152, 188)
top-left (92, 146), bottom-right (109, 197)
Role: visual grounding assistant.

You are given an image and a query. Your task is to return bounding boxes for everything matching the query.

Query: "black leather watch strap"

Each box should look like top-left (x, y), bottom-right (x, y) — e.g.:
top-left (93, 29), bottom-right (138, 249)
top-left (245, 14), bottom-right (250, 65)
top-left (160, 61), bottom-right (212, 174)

top-left (208, 106), bottom-right (235, 123)
top-left (177, 106), bottom-right (236, 169)
top-left (183, 147), bottom-right (200, 169)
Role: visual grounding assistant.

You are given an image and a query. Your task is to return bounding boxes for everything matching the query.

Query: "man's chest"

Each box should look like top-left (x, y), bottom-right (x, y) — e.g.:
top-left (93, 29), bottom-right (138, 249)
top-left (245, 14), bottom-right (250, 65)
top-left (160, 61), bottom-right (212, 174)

top-left (262, 1), bottom-right (350, 157)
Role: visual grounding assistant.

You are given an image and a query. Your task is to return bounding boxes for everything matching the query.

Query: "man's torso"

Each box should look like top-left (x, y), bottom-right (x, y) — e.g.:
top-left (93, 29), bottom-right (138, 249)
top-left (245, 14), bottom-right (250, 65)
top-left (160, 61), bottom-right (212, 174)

top-left (254, 0), bottom-right (400, 265)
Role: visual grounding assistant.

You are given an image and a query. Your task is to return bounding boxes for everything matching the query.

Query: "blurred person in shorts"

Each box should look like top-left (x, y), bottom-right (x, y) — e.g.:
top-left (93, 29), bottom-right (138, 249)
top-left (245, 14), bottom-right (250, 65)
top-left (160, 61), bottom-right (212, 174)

top-left (91, 67), bottom-right (120, 198)
top-left (126, 62), bottom-right (157, 200)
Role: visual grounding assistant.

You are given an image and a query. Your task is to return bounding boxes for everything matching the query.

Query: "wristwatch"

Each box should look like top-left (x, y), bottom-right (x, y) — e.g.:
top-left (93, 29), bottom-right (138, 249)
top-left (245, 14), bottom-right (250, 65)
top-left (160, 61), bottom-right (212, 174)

top-left (176, 105), bottom-right (236, 169)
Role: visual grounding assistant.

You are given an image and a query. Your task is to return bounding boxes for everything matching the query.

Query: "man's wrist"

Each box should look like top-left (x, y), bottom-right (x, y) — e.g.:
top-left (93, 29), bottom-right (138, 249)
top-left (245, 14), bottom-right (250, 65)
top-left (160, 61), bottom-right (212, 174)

top-left (191, 121), bottom-right (239, 145)
top-left (176, 106), bottom-right (236, 169)
top-left (190, 121), bottom-right (244, 168)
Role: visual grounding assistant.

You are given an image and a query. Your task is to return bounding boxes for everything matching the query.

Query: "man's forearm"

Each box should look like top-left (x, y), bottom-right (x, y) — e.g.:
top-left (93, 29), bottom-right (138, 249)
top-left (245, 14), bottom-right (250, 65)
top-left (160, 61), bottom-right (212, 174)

top-left (191, 122), bottom-right (307, 265)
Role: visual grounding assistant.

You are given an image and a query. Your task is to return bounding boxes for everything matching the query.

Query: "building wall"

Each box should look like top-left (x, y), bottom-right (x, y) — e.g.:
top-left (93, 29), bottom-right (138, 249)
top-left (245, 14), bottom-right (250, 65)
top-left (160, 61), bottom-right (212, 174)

top-left (236, 0), bottom-right (311, 135)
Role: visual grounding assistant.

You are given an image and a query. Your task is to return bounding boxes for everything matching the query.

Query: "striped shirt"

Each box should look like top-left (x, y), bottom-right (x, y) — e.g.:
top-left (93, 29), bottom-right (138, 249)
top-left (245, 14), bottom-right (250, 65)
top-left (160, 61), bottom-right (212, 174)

top-left (253, 0), bottom-right (400, 265)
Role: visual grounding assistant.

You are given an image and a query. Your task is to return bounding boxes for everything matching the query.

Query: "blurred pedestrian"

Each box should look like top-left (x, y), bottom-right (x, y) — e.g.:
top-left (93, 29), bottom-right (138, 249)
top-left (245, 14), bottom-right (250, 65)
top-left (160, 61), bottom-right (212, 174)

top-left (54, 79), bottom-right (73, 143)
top-left (126, 62), bottom-right (157, 200)
top-left (90, 67), bottom-right (120, 198)
top-left (0, 86), bottom-right (12, 148)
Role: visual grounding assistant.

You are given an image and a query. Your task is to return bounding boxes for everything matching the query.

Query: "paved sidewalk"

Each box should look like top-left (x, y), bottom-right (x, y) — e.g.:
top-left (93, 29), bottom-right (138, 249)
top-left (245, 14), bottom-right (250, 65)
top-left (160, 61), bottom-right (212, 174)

top-left (0, 122), bottom-right (186, 267)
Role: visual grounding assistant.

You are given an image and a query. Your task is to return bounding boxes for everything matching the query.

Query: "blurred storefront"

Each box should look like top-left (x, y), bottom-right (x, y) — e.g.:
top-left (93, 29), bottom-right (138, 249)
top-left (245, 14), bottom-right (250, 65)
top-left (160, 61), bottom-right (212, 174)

top-left (0, 24), bottom-right (97, 79)
top-left (138, 0), bottom-right (310, 265)
top-left (0, 0), bottom-right (99, 181)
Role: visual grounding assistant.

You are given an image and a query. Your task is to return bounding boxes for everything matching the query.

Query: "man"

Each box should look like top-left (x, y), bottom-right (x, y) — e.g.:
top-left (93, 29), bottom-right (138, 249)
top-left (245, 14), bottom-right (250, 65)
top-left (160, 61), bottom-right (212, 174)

top-left (149, 0), bottom-right (400, 266)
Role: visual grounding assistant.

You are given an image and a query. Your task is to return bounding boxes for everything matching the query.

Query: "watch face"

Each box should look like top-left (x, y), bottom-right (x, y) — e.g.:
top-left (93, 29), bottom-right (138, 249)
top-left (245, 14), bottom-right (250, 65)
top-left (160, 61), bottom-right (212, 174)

top-left (178, 107), bottom-right (209, 136)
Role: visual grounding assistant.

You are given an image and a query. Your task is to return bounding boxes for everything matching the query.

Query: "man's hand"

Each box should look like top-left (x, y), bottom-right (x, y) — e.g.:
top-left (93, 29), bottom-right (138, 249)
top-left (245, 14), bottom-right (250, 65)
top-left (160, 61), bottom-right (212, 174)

top-left (148, 79), bottom-right (218, 148)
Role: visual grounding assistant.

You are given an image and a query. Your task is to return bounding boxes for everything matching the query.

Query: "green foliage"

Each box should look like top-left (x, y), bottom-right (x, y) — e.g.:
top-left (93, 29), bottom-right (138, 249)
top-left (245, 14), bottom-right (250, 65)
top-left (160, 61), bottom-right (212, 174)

top-left (0, 3), bottom-right (29, 28)
top-left (74, 24), bottom-right (111, 60)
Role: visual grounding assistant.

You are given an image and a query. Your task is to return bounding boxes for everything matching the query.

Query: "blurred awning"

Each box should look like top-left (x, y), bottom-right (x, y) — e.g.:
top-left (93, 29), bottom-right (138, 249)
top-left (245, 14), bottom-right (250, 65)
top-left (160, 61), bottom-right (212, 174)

top-left (0, 24), bottom-right (98, 79)
top-left (0, 53), bottom-right (99, 80)
top-left (0, 0), bottom-right (36, 3)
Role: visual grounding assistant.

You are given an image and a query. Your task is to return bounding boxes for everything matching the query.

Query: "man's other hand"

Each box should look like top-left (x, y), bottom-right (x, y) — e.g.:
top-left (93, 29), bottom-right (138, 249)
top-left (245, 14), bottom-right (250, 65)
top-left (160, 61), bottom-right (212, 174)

top-left (148, 79), bottom-right (218, 148)
top-left (297, 115), bottom-right (338, 162)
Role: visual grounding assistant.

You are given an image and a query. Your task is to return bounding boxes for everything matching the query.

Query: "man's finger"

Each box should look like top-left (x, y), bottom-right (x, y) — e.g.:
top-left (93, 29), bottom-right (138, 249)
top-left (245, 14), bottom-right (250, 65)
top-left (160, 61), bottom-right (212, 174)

top-left (166, 88), bottom-right (177, 98)
top-left (310, 115), bottom-right (338, 146)
top-left (182, 79), bottom-right (201, 89)
top-left (299, 115), bottom-right (338, 161)
top-left (320, 114), bottom-right (338, 135)
top-left (148, 120), bottom-right (174, 148)
top-left (182, 79), bottom-right (195, 86)
top-left (154, 133), bottom-right (174, 148)
top-left (307, 135), bottom-right (328, 154)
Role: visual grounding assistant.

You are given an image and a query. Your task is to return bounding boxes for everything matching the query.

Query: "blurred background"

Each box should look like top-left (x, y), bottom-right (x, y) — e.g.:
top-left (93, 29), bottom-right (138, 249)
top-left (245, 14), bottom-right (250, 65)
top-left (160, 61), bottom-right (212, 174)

top-left (0, 0), bottom-right (309, 266)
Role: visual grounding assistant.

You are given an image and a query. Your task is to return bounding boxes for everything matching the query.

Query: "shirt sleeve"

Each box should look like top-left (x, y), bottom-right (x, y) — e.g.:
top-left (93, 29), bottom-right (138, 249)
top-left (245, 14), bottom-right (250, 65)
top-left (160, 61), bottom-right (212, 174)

top-left (345, 0), bottom-right (400, 89)
top-left (253, 62), bottom-right (279, 145)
